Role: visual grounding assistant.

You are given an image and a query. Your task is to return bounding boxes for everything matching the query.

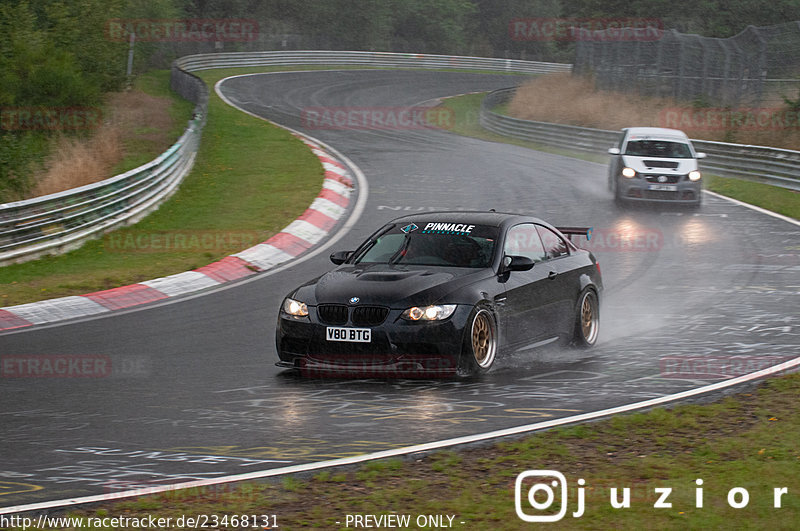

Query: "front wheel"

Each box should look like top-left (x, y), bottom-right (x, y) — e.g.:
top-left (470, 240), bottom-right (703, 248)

top-left (612, 179), bottom-right (625, 206)
top-left (572, 289), bottom-right (599, 348)
top-left (459, 307), bottom-right (498, 376)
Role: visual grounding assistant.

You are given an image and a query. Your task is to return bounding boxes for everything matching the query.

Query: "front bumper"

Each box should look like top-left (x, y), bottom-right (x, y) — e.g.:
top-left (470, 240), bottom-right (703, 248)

top-left (616, 175), bottom-right (702, 204)
top-left (275, 304), bottom-right (473, 377)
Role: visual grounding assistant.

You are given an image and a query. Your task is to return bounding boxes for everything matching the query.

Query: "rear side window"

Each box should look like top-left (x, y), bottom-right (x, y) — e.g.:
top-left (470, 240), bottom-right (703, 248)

top-left (504, 224), bottom-right (546, 262)
top-left (537, 226), bottom-right (569, 259)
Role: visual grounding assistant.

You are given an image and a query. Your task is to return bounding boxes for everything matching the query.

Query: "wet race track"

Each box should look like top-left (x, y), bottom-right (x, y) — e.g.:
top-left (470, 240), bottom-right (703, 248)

top-left (1, 70), bottom-right (799, 509)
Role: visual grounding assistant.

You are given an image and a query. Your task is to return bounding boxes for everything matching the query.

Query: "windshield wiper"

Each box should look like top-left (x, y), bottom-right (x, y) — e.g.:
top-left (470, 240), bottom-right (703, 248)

top-left (388, 233), bottom-right (412, 265)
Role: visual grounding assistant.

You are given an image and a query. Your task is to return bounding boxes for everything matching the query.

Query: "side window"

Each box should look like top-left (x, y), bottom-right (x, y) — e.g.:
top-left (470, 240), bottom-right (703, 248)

top-left (504, 224), bottom-right (546, 262)
top-left (537, 226), bottom-right (569, 259)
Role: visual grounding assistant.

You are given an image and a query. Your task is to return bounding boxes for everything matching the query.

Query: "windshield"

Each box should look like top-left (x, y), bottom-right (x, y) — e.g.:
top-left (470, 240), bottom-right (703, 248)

top-left (353, 222), bottom-right (498, 268)
top-left (624, 140), bottom-right (693, 158)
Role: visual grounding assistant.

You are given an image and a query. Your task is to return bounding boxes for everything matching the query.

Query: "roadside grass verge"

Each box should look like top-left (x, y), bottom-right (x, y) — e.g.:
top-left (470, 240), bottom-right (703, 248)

top-left (508, 73), bottom-right (800, 150)
top-left (0, 68), bottom-right (322, 306)
top-left (705, 175), bottom-right (800, 220)
top-left (439, 93), bottom-right (799, 220)
top-left (110, 70), bottom-right (197, 174)
top-left (1, 66), bottom-right (524, 307)
top-left (441, 92), bottom-right (607, 165)
top-left (52, 372), bottom-right (800, 528)
top-left (31, 71), bottom-right (195, 197)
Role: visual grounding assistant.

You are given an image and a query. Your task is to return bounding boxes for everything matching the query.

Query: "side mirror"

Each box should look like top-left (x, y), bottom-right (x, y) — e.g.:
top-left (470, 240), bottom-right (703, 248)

top-left (330, 250), bottom-right (353, 265)
top-left (608, 147), bottom-right (621, 155)
top-left (696, 152), bottom-right (707, 159)
top-left (503, 255), bottom-right (535, 272)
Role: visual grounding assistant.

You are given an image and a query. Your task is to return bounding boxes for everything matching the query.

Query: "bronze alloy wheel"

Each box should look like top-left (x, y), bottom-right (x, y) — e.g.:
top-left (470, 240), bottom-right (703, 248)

top-left (579, 290), bottom-right (599, 345)
top-left (471, 309), bottom-right (497, 369)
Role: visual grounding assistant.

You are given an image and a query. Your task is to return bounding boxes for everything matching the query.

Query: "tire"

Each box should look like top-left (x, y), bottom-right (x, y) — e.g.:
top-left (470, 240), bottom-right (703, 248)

top-left (612, 179), bottom-right (625, 207)
top-left (690, 192), bottom-right (703, 209)
top-left (459, 306), bottom-right (498, 376)
top-left (572, 289), bottom-right (600, 348)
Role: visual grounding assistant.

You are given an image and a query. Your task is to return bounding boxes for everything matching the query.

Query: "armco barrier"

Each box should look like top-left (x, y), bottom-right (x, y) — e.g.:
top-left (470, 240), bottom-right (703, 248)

top-left (173, 49), bottom-right (572, 75)
top-left (0, 77), bottom-right (208, 267)
top-left (480, 87), bottom-right (800, 191)
top-left (0, 52), bottom-right (570, 266)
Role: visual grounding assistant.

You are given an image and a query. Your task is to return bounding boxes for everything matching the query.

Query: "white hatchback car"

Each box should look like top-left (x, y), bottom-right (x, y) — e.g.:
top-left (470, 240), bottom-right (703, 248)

top-left (608, 127), bottom-right (706, 206)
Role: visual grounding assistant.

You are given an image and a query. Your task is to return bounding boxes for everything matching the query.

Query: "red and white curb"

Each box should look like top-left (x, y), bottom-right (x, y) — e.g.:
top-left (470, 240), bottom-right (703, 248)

top-left (0, 137), bottom-right (354, 332)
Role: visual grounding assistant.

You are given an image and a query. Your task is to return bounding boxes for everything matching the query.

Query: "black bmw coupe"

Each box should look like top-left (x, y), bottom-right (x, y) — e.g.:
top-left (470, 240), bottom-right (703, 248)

top-left (276, 211), bottom-right (602, 377)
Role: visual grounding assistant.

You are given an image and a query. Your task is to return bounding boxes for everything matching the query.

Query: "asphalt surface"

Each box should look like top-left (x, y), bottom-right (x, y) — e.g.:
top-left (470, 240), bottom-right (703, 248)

top-left (1, 70), bottom-right (798, 509)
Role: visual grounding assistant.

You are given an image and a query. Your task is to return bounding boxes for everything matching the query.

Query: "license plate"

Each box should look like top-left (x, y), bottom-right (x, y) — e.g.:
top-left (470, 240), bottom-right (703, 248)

top-left (648, 184), bottom-right (677, 191)
top-left (326, 327), bottom-right (371, 343)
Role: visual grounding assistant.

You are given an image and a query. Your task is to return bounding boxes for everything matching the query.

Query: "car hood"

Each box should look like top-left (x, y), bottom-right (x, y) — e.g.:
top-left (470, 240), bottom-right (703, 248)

top-left (295, 263), bottom-right (490, 308)
top-left (621, 155), bottom-right (698, 174)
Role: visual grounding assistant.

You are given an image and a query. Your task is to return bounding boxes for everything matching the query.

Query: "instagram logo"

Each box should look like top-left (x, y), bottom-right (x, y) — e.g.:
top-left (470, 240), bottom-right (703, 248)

top-left (515, 470), bottom-right (576, 522)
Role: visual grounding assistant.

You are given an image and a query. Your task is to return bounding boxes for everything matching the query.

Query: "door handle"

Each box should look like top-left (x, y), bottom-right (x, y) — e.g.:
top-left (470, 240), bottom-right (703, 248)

top-left (548, 271), bottom-right (558, 280)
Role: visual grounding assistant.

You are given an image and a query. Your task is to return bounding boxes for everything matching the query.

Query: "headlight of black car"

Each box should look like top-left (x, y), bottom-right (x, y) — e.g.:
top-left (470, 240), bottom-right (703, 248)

top-left (401, 304), bottom-right (457, 321)
top-left (282, 297), bottom-right (309, 317)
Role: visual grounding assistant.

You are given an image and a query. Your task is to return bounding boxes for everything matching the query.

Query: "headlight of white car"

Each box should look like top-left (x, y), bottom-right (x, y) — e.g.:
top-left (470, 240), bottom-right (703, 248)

top-left (688, 170), bottom-right (702, 181)
top-left (401, 304), bottom-right (457, 321)
top-left (282, 297), bottom-right (309, 317)
top-left (621, 167), bottom-right (636, 178)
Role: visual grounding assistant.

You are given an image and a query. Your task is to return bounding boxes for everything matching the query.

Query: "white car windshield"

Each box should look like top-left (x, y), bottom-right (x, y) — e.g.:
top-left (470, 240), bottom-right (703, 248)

top-left (354, 223), bottom-right (498, 268)
top-left (625, 140), bottom-right (693, 158)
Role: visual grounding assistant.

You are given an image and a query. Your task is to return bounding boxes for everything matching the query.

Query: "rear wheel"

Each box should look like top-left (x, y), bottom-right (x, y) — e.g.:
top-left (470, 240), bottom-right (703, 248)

top-left (573, 289), bottom-right (599, 347)
top-left (460, 307), bottom-right (498, 376)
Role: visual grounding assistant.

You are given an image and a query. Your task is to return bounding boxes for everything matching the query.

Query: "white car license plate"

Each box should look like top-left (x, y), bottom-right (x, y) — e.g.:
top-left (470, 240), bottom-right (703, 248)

top-left (648, 184), bottom-right (678, 191)
top-left (326, 327), bottom-right (371, 343)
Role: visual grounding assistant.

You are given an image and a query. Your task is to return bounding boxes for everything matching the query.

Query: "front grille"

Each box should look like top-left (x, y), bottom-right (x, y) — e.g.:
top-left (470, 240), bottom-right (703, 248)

top-left (642, 190), bottom-right (680, 200)
top-left (645, 174), bottom-right (681, 184)
top-left (352, 306), bottom-right (389, 326)
top-left (317, 304), bottom-right (348, 325)
top-left (643, 160), bottom-right (679, 169)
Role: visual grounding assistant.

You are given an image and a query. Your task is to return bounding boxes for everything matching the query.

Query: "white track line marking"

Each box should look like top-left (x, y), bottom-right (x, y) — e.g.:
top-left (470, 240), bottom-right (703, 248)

top-left (704, 190), bottom-right (800, 227)
top-left (4, 354), bottom-right (799, 515)
top-left (141, 271), bottom-right (220, 297)
top-left (5, 297), bottom-right (109, 325)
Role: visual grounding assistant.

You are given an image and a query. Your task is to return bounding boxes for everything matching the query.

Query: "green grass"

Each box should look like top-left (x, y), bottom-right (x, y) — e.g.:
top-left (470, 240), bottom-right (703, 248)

top-left (0, 69), bottom-right (322, 306)
top-left (441, 92), bottom-right (608, 164)
top-left (46, 372), bottom-right (800, 529)
top-left (440, 93), bottom-right (799, 219)
top-left (1, 67), bottom-right (527, 307)
top-left (111, 70), bottom-right (196, 175)
top-left (706, 174), bottom-right (800, 219)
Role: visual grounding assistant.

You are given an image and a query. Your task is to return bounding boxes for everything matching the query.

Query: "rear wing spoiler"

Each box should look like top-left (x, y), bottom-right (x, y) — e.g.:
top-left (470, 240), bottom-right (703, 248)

top-left (556, 226), bottom-right (593, 242)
